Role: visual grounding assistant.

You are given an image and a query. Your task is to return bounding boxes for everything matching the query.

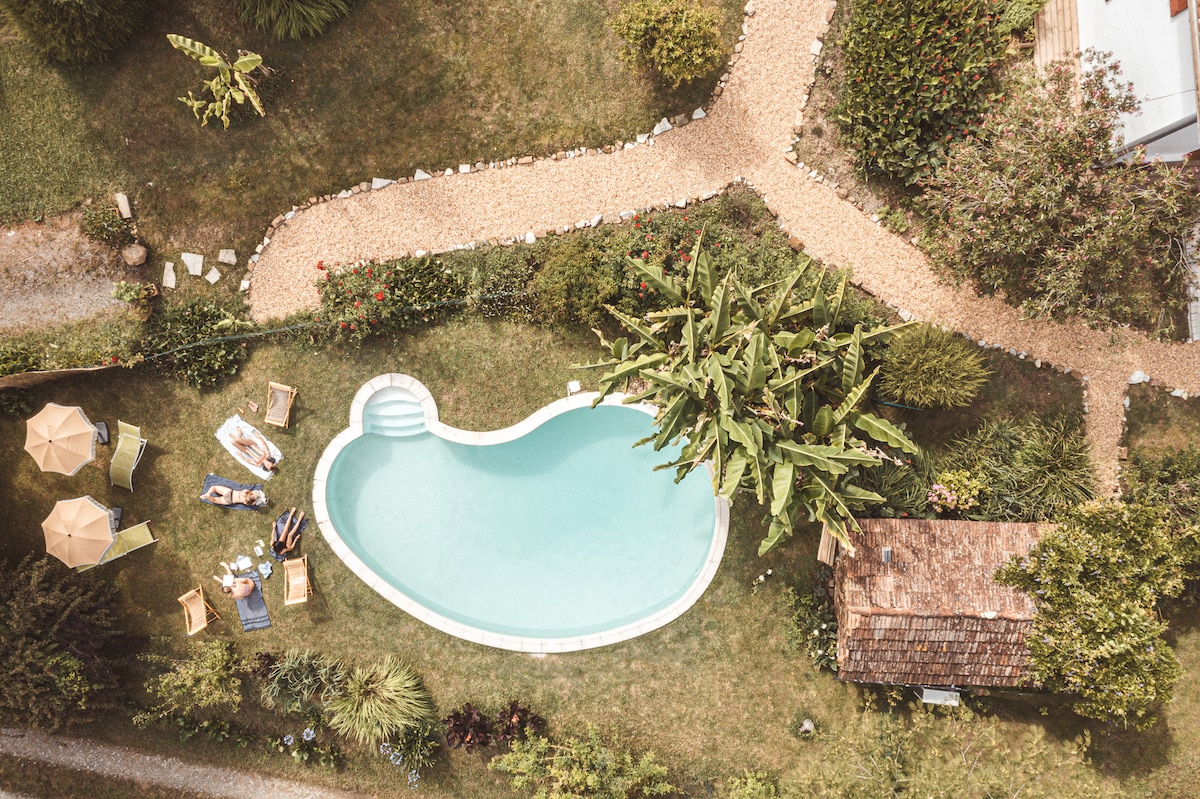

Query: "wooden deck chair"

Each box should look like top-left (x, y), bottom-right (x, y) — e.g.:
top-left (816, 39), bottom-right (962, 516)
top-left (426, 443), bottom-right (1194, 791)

top-left (283, 554), bottom-right (312, 605)
top-left (264, 382), bottom-right (298, 428)
top-left (76, 521), bottom-right (157, 572)
top-left (110, 420), bottom-right (147, 491)
top-left (178, 585), bottom-right (220, 635)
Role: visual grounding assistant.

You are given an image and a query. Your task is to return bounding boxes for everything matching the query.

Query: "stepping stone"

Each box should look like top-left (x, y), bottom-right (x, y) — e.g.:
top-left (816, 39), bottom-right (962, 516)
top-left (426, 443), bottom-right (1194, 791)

top-left (181, 252), bottom-right (204, 276)
top-left (114, 192), bottom-right (132, 219)
top-left (205, 267), bottom-right (221, 284)
top-left (162, 262), bottom-right (176, 289)
top-left (371, 178), bottom-right (394, 189)
top-left (652, 118), bottom-right (673, 136)
top-left (414, 169), bottom-right (432, 181)
top-left (218, 249), bottom-right (237, 266)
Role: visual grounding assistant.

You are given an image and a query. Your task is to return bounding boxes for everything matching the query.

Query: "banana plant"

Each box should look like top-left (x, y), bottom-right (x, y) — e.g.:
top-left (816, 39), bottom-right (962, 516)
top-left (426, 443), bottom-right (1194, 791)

top-left (581, 232), bottom-right (918, 556)
top-left (167, 34), bottom-right (267, 129)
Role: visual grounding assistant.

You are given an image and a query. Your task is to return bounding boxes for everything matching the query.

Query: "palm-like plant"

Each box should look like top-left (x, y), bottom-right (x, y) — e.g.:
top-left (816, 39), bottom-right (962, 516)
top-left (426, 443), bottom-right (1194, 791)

top-left (583, 234), bottom-right (918, 555)
top-left (326, 657), bottom-right (433, 747)
top-left (167, 35), bottom-right (267, 129)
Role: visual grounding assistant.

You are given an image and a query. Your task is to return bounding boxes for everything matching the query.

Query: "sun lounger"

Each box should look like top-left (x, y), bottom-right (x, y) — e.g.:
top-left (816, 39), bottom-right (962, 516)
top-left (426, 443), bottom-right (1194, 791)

top-left (235, 570), bottom-right (272, 631)
top-left (199, 473), bottom-right (267, 511)
top-left (179, 585), bottom-right (220, 635)
top-left (110, 420), bottom-right (147, 491)
top-left (215, 415), bottom-right (282, 480)
top-left (270, 509), bottom-right (308, 562)
top-left (283, 555), bottom-right (312, 605)
top-left (264, 382), bottom-right (298, 428)
top-left (75, 521), bottom-right (157, 572)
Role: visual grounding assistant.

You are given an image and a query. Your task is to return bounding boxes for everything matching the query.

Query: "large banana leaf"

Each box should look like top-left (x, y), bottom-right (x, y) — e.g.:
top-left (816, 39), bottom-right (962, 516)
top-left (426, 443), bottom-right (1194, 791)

top-left (769, 461), bottom-right (796, 516)
top-left (167, 34), bottom-right (228, 68)
top-left (833, 366), bottom-right (876, 425)
top-left (852, 412), bottom-right (918, 453)
top-left (758, 510), bottom-right (794, 556)
top-left (627, 257), bottom-right (685, 304)
top-left (841, 326), bottom-right (863, 396)
top-left (775, 441), bottom-right (851, 475)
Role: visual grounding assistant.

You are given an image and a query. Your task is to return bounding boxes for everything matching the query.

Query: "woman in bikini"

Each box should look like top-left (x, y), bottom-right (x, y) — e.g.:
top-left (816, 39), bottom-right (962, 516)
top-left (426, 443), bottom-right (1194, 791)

top-left (200, 484), bottom-right (265, 506)
top-left (215, 562), bottom-right (256, 599)
top-left (272, 507), bottom-right (305, 560)
top-left (231, 426), bottom-right (277, 471)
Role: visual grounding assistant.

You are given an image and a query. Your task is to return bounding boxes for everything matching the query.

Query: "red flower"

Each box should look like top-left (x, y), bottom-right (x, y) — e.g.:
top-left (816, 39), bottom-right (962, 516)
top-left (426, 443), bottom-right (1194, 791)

top-left (349, 324), bottom-right (356, 330)
top-left (316, 262), bottom-right (325, 270)
top-left (638, 292), bottom-right (644, 298)
top-left (375, 292), bottom-right (385, 301)
top-left (352, 268), bottom-right (359, 274)
top-left (640, 282), bottom-right (647, 289)
top-left (110, 356), bottom-right (118, 364)
top-left (354, 300), bottom-right (361, 308)
top-left (339, 322), bottom-right (347, 328)
top-left (642, 251), bottom-right (648, 258)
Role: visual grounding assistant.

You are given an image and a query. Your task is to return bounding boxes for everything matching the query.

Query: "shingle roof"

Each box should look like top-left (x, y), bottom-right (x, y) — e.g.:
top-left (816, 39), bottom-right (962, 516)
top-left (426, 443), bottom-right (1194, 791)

top-left (833, 518), bottom-right (1051, 688)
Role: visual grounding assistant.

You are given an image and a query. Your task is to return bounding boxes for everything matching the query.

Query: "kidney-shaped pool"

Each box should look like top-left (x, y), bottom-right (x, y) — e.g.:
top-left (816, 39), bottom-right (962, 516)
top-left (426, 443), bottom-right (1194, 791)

top-left (311, 374), bottom-right (728, 652)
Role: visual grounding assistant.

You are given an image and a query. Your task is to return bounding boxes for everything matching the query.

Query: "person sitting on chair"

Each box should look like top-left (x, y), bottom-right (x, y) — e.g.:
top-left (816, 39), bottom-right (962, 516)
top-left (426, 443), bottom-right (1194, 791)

top-left (215, 562), bottom-right (256, 600)
top-left (231, 426), bottom-right (277, 471)
top-left (201, 484), bottom-right (266, 507)
top-left (272, 508), bottom-right (305, 560)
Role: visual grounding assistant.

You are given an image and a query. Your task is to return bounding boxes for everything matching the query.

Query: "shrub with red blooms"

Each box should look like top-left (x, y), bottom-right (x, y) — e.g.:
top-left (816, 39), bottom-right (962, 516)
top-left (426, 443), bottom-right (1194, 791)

top-left (316, 256), bottom-right (466, 343)
top-left (921, 52), bottom-right (1200, 330)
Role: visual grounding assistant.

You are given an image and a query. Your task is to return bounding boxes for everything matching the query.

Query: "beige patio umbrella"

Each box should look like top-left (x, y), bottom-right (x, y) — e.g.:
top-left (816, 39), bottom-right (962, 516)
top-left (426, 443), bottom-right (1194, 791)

top-left (42, 496), bottom-right (115, 568)
top-left (25, 402), bottom-right (97, 476)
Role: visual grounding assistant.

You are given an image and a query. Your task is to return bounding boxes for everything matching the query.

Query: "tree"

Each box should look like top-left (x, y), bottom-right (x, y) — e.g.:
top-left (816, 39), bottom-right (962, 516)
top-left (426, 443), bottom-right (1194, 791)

top-left (167, 35), bottom-right (268, 129)
top-left (996, 500), bottom-right (1185, 729)
top-left (583, 236), bottom-right (918, 556)
top-left (0, 555), bottom-right (121, 729)
top-left (921, 52), bottom-right (1200, 328)
top-left (610, 0), bottom-right (725, 89)
top-left (0, 0), bottom-right (147, 64)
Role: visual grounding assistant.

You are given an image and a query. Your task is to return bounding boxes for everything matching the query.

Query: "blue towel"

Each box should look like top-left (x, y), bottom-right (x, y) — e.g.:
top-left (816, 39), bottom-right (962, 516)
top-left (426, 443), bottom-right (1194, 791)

top-left (234, 571), bottom-right (271, 632)
top-left (270, 510), bottom-right (308, 562)
top-left (200, 474), bottom-right (265, 511)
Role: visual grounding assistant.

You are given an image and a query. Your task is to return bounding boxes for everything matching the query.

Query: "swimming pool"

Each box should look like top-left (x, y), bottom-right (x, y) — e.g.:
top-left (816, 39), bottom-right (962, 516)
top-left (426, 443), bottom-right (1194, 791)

top-left (312, 374), bottom-right (728, 653)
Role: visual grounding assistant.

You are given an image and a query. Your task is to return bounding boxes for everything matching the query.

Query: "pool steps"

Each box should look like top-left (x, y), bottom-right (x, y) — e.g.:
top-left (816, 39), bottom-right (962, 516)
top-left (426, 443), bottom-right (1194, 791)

top-left (363, 391), bottom-right (427, 437)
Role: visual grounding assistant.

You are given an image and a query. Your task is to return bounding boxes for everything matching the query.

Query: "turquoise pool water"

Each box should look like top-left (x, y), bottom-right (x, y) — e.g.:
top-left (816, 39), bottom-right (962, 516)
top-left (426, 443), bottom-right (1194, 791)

top-left (323, 402), bottom-right (719, 640)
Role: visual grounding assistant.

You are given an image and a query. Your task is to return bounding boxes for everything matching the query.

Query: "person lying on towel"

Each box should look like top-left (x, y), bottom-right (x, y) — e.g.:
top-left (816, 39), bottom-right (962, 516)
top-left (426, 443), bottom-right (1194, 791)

top-left (231, 426), bottom-right (277, 471)
top-left (201, 484), bottom-right (266, 507)
top-left (271, 508), bottom-right (306, 561)
top-left (215, 562), bottom-right (255, 599)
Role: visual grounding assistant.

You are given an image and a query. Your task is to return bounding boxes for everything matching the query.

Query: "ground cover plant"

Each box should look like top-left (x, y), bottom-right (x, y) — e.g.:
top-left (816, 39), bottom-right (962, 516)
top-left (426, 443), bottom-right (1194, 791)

top-left (0, 0), bottom-right (147, 64)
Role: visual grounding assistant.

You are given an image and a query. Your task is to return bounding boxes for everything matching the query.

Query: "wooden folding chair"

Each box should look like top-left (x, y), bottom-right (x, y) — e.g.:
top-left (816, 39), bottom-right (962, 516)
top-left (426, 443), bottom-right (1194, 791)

top-left (283, 555), bottom-right (312, 605)
top-left (178, 585), bottom-right (220, 634)
top-left (264, 382), bottom-right (298, 428)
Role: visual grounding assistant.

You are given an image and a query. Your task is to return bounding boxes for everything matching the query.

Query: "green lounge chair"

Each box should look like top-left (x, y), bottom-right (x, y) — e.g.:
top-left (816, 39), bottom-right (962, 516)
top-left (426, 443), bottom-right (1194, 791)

top-left (110, 420), bottom-right (147, 491)
top-left (76, 521), bottom-right (157, 572)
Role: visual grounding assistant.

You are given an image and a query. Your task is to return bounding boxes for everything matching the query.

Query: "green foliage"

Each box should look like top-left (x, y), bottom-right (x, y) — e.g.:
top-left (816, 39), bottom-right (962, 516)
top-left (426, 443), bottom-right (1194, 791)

top-left (996, 501), bottom-right (1184, 729)
top-left (139, 639), bottom-right (245, 720)
top-left (835, 0), bottom-right (1003, 184)
top-left (921, 53), bottom-right (1200, 328)
top-left (111, 281), bottom-right (151, 304)
top-left (325, 656), bottom-right (434, 747)
top-left (1123, 447), bottom-right (1200, 578)
top-left (941, 416), bottom-right (1093, 521)
top-left (316, 257), bottom-right (467, 344)
top-left (0, 388), bottom-right (35, 416)
top-left (878, 325), bottom-right (991, 408)
top-left (583, 237), bottom-right (917, 555)
top-left (260, 649), bottom-right (347, 716)
top-left (855, 455), bottom-right (931, 519)
top-left (723, 771), bottom-right (778, 799)
top-left (489, 725), bottom-right (674, 799)
top-left (475, 248), bottom-right (537, 321)
top-left (388, 719), bottom-right (441, 775)
top-left (0, 555), bottom-right (120, 729)
top-left (782, 582), bottom-right (838, 672)
top-left (167, 35), bottom-right (268, 129)
top-left (0, 0), bottom-right (146, 64)
top-left (791, 703), bottom-right (1117, 798)
top-left (82, 206), bottom-right (134, 247)
top-left (927, 468), bottom-right (985, 517)
top-left (610, 0), bottom-right (724, 88)
top-left (531, 236), bottom-right (621, 329)
top-left (232, 0), bottom-right (354, 40)
top-left (996, 0), bottom-right (1045, 37)
top-left (143, 297), bottom-right (252, 387)
top-left (0, 340), bottom-right (39, 378)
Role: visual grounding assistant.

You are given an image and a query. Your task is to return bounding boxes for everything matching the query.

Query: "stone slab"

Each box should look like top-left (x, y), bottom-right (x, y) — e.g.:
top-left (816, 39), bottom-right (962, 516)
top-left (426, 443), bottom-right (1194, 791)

top-left (371, 177), bottom-right (395, 189)
top-left (218, 249), bottom-right (237, 265)
top-left (114, 192), bottom-right (132, 219)
top-left (162, 262), bottom-right (176, 289)
top-left (204, 267), bottom-right (221, 284)
top-left (181, 252), bottom-right (204, 276)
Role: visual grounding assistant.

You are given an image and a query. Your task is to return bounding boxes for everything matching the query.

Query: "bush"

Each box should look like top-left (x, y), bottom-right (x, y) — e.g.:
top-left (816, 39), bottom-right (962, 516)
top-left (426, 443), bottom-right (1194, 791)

top-left (489, 725), bottom-right (674, 799)
top-left (325, 656), bottom-right (434, 747)
top-left (442, 702), bottom-right (493, 753)
top-left (143, 298), bottom-right (252, 388)
top-left (0, 0), bottom-right (147, 64)
top-left (878, 325), bottom-right (991, 408)
top-left (232, 0), bottom-right (353, 40)
top-left (531, 236), bottom-right (621, 329)
top-left (0, 388), bottom-right (35, 416)
top-left (927, 469), bottom-right (985, 517)
top-left (783, 579), bottom-right (838, 672)
top-left (834, 0), bottom-right (1003, 184)
top-left (260, 649), bottom-right (347, 716)
top-left (316, 257), bottom-right (467, 344)
top-left (996, 0), bottom-right (1045, 37)
top-left (921, 53), bottom-right (1200, 328)
top-left (855, 456), bottom-right (932, 519)
top-left (139, 639), bottom-right (245, 721)
top-left (941, 416), bottom-right (1093, 521)
top-left (82, 206), bottom-right (134, 248)
top-left (1122, 447), bottom-right (1200, 578)
top-left (0, 340), bottom-right (39, 378)
top-left (0, 555), bottom-right (121, 729)
top-left (476, 248), bottom-right (537, 321)
top-left (610, 0), bottom-right (725, 88)
top-left (723, 771), bottom-right (779, 799)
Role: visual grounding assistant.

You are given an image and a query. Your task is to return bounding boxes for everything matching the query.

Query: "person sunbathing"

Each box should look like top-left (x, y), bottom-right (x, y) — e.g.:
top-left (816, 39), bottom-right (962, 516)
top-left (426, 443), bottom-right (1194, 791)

top-left (201, 484), bottom-right (265, 506)
top-left (215, 562), bottom-right (255, 599)
top-left (231, 426), bottom-right (277, 471)
top-left (272, 508), bottom-right (305, 559)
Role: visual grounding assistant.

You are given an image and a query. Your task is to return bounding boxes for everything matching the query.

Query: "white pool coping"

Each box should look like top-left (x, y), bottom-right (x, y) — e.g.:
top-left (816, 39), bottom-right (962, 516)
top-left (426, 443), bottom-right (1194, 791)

top-left (312, 372), bottom-right (729, 653)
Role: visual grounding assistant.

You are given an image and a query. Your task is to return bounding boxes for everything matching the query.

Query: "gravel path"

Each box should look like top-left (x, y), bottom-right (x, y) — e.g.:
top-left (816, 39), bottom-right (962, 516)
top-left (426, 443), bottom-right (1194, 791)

top-left (248, 1), bottom-right (1200, 483)
top-left (0, 728), bottom-right (372, 799)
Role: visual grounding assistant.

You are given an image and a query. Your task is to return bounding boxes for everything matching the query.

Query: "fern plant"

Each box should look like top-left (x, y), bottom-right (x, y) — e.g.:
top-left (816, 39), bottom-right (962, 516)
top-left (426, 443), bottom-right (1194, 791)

top-left (232, 0), bottom-right (354, 40)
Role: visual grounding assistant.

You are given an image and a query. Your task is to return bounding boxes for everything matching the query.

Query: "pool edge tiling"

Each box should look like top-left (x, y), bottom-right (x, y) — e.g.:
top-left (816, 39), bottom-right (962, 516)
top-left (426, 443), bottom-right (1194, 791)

top-left (312, 373), bottom-right (730, 653)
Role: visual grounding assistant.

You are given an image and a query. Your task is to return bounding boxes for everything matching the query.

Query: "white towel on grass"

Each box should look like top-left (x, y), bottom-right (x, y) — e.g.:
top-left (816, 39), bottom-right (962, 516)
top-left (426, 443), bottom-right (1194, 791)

top-left (216, 414), bottom-right (282, 479)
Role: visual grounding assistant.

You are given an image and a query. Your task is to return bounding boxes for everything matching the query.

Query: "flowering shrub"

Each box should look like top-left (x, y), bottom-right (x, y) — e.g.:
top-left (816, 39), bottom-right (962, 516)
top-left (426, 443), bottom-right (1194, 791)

top-left (921, 52), bottom-right (1200, 329)
top-left (316, 257), bottom-right (467, 344)
top-left (835, 0), bottom-right (1004, 184)
top-left (380, 722), bottom-right (439, 790)
top-left (269, 726), bottom-right (341, 767)
top-left (927, 469), bottom-right (984, 516)
top-left (783, 581), bottom-right (838, 672)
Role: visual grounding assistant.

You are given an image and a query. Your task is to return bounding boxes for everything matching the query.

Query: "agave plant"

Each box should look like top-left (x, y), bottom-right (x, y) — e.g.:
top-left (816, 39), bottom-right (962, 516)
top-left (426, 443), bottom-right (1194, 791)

top-left (443, 702), bottom-right (493, 753)
top-left (260, 649), bottom-right (346, 715)
top-left (583, 233), bottom-right (918, 555)
top-left (326, 657), bottom-right (434, 747)
top-left (495, 701), bottom-right (546, 745)
top-left (167, 34), bottom-right (268, 129)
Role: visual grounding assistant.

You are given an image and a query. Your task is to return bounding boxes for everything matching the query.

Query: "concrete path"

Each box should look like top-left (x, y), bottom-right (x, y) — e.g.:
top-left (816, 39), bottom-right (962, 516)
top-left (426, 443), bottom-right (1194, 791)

top-left (249, 0), bottom-right (1200, 492)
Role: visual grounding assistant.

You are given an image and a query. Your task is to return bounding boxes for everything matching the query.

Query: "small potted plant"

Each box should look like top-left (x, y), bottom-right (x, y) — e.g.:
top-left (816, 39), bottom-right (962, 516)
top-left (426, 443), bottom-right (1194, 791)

top-left (112, 281), bottom-right (157, 320)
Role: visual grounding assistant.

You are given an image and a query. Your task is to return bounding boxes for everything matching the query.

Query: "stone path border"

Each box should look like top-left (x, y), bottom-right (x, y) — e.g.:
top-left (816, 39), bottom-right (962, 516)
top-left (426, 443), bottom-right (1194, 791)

top-left (248, 0), bottom-right (1200, 494)
top-left (0, 727), bottom-right (372, 799)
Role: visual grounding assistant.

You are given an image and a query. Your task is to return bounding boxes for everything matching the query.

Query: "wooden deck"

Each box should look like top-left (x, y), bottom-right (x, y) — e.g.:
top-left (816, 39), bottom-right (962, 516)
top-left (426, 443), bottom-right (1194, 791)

top-left (1033, 0), bottom-right (1081, 71)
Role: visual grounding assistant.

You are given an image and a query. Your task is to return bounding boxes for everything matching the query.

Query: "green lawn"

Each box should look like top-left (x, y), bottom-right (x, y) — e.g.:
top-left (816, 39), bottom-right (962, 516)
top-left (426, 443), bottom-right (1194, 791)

top-left (0, 0), bottom-right (739, 260)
